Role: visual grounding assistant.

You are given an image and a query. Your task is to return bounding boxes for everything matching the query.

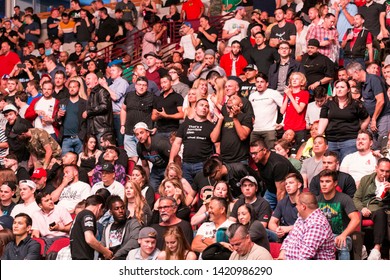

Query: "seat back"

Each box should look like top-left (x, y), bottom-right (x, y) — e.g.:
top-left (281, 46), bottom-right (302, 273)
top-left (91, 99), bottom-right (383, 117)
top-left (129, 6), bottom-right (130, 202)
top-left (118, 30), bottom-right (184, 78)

top-left (269, 242), bottom-right (282, 259)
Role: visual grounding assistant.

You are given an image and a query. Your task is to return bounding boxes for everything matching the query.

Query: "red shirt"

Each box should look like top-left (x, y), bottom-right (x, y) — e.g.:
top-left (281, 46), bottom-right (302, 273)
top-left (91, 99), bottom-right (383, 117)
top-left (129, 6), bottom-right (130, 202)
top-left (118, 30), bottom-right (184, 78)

top-left (342, 27), bottom-right (372, 49)
top-left (219, 53), bottom-right (248, 77)
top-left (182, 0), bottom-right (204, 20)
top-left (283, 90), bottom-right (309, 131)
top-left (0, 51), bottom-right (20, 77)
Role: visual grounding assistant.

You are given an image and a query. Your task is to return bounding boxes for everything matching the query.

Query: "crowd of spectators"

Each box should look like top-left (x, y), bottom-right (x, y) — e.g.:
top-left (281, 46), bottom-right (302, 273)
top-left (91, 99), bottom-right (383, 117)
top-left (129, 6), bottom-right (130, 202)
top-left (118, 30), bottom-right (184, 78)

top-left (0, 0), bottom-right (390, 261)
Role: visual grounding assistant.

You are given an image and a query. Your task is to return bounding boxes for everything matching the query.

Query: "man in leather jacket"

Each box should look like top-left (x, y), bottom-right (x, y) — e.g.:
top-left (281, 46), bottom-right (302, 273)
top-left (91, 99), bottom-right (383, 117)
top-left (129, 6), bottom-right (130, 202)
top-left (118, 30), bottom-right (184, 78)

top-left (84, 73), bottom-right (114, 147)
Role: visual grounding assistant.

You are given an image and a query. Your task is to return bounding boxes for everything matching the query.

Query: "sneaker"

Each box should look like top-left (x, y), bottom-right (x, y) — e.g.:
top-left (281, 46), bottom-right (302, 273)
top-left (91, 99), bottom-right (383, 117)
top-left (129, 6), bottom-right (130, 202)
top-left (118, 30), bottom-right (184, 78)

top-left (367, 248), bottom-right (381, 260)
top-left (361, 245), bottom-right (368, 260)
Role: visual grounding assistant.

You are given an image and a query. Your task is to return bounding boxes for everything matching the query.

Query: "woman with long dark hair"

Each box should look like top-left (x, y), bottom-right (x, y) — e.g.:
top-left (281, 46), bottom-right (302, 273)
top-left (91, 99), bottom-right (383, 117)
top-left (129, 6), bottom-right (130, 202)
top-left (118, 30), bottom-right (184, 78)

top-left (318, 79), bottom-right (370, 161)
top-left (237, 203), bottom-right (270, 251)
top-left (131, 165), bottom-right (155, 209)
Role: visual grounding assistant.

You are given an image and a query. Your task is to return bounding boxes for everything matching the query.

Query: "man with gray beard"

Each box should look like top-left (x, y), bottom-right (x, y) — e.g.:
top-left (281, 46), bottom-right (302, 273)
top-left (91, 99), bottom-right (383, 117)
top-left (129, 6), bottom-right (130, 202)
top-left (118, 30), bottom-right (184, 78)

top-left (150, 196), bottom-right (193, 250)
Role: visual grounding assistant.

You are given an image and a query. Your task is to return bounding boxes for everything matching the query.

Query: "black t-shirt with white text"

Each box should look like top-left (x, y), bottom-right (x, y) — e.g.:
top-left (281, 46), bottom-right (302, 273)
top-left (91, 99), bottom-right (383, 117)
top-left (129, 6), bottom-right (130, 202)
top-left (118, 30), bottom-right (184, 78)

top-left (176, 118), bottom-right (215, 163)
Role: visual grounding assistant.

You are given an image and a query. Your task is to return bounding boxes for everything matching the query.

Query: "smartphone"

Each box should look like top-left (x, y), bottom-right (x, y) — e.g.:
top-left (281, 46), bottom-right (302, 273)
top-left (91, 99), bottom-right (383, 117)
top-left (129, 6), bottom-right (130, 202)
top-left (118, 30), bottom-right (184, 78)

top-left (17, 63), bottom-right (26, 68)
top-left (96, 72), bottom-right (104, 78)
top-left (157, 107), bottom-right (163, 112)
top-left (49, 222), bottom-right (56, 227)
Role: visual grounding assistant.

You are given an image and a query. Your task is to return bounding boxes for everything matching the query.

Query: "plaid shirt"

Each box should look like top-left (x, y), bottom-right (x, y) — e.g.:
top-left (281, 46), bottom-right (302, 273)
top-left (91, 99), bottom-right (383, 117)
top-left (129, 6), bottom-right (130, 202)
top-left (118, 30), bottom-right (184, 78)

top-left (307, 25), bottom-right (339, 62)
top-left (281, 208), bottom-right (336, 260)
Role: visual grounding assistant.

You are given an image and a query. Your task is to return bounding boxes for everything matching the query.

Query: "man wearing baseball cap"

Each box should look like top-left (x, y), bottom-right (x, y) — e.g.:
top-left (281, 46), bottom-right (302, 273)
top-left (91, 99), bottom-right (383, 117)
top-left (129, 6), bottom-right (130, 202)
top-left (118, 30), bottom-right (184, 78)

top-left (126, 227), bottom-right (160, 260)
top-left (134, 121), bottom-right (170, 190)
top-left (91, 162), bottom-right (125, 199)
top-left (301, 38), bottom-right (335, 91)
top-left (10, 180), bottom-right (41, 218)
top-left (4, 89), bottom-right (33, 170)
top-left (222, 6), bottom-right (249, 46)
top-left (30, 167), bottom-right (56, 194)
top-left (229, 176), bottom-right (272, 228)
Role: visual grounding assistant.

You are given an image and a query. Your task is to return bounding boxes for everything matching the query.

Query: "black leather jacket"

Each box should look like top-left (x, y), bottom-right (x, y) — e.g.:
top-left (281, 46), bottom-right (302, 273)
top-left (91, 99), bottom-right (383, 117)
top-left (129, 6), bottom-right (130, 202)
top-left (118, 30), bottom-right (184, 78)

top-left (86, 84), bottom-right (114, 135)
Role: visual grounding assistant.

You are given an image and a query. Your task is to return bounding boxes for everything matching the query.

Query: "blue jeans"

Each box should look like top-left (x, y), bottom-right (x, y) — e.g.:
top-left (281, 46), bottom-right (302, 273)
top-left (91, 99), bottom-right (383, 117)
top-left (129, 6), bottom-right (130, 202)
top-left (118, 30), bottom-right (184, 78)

top-left (266, 229), bottom-right (281, 242)
top-left (61, 136), bottom-right (83, 155)
top-left (182, 161), bottom-right (204, 186)
top-left (335, 234), bottom-right (352, 260)
top-left (327, 139), bottom-right (357, 162)
top-left (374, 115), bottom-right (390, 150)
top-left (264, 190), bottom-right (277, 211)
top-left (113, 114), bottom-right (124, 147)
top-left (149, 166), bottom-right (166, 192)
top-left (124, 134), bottom-right (138, 158)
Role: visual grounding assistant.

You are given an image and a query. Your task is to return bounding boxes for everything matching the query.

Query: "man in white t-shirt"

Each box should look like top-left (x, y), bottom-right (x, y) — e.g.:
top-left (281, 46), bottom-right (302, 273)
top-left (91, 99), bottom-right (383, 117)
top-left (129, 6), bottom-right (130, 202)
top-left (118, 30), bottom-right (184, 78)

top-left (249, 72), bottom-right (283, 149)
top-left (51, 164), bottom-right (91, 213)
top-left (191, 197), bottom-right (234, 255)
top-left (90, 163), bottom-right (124, 199)
top-left (340, 130), bottom-right (377, 187)
top-left (24, 80), bottom-right (59, 140)
top-left (10, 180), bottom-right (41, 218)
top-left (222, 6), bottom-right (250, 46)
top-left (178, 22), bottom-right (198, 62)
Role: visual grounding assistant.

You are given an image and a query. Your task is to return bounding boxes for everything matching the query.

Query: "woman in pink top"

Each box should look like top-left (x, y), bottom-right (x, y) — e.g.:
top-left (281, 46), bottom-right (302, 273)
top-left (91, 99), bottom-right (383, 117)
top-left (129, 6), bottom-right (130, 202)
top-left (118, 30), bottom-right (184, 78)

top-left (280, 72), bottom-right (310, 151)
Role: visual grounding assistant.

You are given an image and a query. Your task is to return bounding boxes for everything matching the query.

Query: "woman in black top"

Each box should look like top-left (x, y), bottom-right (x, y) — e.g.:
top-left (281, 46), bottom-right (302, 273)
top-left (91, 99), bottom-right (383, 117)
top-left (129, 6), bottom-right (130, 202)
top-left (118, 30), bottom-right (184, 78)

top-left (318, 80), bottom-right (370, 161)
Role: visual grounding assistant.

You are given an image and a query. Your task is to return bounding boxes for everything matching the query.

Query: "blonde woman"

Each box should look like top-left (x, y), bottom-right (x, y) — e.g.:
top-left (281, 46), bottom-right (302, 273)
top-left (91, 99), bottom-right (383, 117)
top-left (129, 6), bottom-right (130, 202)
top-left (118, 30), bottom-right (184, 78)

top-left (182, 87), bottom-right (199, 119)
top-left (164, 162), bottom-right (196, 206)
top-left (157, 226), bottom-right (197, 260)
top-left (153, 178), bottom-right (190, 222)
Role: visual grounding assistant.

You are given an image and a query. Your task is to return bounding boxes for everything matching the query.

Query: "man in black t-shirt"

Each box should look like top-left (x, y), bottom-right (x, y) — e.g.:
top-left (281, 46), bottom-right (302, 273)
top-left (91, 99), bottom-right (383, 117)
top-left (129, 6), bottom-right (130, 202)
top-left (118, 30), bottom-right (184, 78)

top-left (121, 76), bottom-right (154, 163)
top-left (249, 31), bottom-right (279, 75)
top-left (70, 195), bottom-right (113, 260)
top-left (229, 176), bottom-right (272, 228)
top-left (250, 139), bottom-right (301, 210)
top-left (135, 122), bottom-right (171, 191)
top-left (203, 155), bottom-right (259, 198)
top-left (0, 181), bottom-right (16, 216)
top-left (195, 15), bottom-right (218, 51)
top-left (269, 8), bottom-right (296, 49)
top-left (220, 95), bottom-right (253, 164)
top-left (151, 196), bottom-right (193, 250)
top-left (240, 64), bottom-right (258, 99)
top-left (151, 76), bottom-right (184, 138)
top-left (170, 99), bottom-right (221, 185)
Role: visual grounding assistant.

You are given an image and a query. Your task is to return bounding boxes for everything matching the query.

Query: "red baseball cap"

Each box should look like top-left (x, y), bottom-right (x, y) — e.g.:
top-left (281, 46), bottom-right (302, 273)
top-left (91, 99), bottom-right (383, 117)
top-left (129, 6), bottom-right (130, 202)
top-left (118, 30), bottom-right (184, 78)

top-left (31, 168), bottom-right (47, 179)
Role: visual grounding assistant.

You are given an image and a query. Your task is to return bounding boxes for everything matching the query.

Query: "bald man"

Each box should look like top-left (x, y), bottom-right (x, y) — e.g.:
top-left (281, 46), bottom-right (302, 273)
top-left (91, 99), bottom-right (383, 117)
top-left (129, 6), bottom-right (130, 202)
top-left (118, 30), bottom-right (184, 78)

top-left (84, 73), bottom-right (114, 147)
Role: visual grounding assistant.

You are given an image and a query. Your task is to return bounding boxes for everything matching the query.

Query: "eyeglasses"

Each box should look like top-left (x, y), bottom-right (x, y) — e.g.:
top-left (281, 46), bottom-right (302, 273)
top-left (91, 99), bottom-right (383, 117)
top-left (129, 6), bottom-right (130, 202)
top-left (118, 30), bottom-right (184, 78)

top-left (157, 205), bottom-right (174, 211)
top-left (168, 71), bottom-right (177, 74)
top-left (250, 148), bottom-right (265, 156)
top-left (279, 47), bottom-right (290, 50)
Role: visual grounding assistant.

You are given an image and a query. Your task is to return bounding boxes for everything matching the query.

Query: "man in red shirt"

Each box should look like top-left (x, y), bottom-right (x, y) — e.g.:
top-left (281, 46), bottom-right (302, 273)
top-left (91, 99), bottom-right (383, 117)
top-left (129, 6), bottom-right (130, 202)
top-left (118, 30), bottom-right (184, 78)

top-left (181, 0), bottom-right (204, 21)
top-left (219, 40), bottom-right (248, 77)
top-left (0, 41), bottom-right (21, 78)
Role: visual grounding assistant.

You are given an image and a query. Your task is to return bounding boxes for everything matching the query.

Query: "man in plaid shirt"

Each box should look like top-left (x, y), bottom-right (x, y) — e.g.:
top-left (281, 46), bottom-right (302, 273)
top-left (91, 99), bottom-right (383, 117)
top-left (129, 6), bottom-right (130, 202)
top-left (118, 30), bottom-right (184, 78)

top-left (278, 192), bottom-right (335, 260)
top-left (307, 13), bottom-right (339, 62)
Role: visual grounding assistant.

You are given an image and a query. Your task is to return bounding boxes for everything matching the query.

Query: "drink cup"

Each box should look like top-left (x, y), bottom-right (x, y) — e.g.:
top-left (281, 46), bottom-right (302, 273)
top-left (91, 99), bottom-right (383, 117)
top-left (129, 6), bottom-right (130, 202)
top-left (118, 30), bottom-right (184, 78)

top-left (60, 104), bottom-right (67, 111)
top-left (376, 183), bottom-right (387, 200)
